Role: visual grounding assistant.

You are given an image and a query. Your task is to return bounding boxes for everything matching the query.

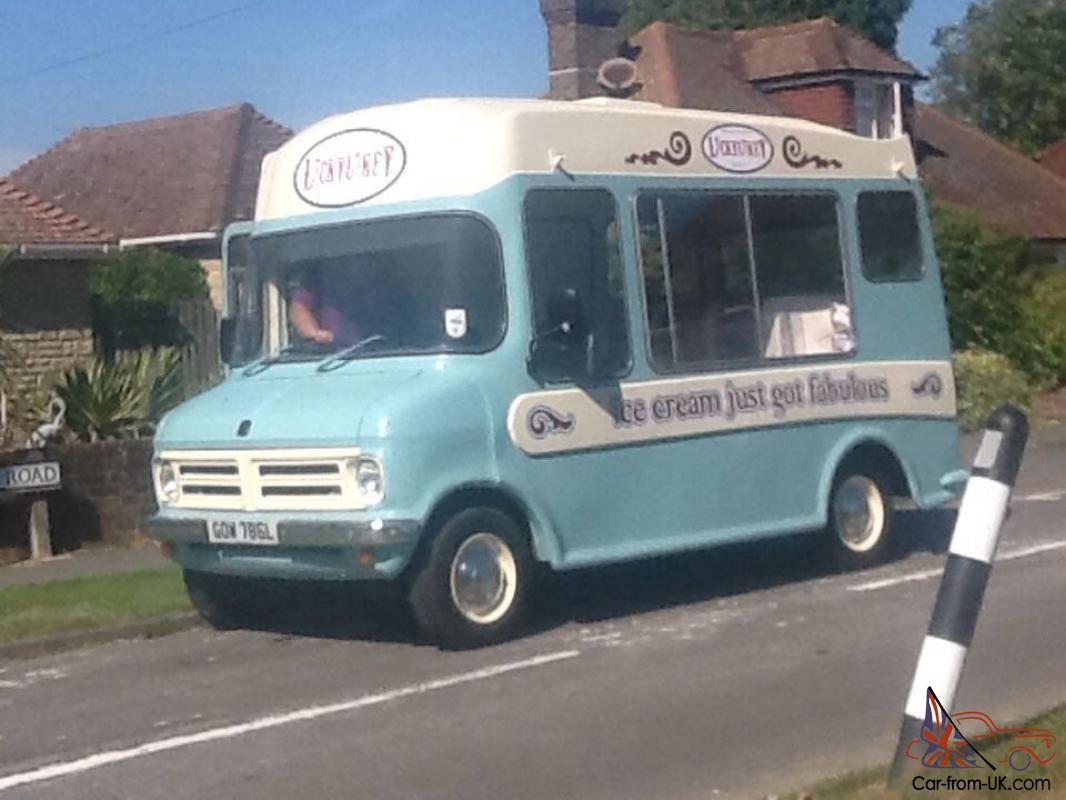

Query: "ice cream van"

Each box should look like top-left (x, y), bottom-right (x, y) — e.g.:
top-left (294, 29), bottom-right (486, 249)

top-left (147, 98), bottom-right (965, 648)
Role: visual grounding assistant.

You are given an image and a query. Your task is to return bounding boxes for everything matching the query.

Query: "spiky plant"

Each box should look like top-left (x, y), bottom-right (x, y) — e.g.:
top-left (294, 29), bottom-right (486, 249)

top-left (54, 348), bottom-right (184, 442)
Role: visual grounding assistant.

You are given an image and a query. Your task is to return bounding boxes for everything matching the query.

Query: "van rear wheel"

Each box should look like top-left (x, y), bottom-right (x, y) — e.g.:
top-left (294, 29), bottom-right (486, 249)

top-left (825, 466), bottom-right (893, 571)
top-left (408, 507), bottom-right (534, 649)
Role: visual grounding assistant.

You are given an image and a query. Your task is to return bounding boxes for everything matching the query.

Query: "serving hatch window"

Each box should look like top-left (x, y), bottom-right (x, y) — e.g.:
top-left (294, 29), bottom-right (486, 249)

top-left (249, 214), bottom-right (506, 361)
top-left (638, 191), bottom-right (854, 371)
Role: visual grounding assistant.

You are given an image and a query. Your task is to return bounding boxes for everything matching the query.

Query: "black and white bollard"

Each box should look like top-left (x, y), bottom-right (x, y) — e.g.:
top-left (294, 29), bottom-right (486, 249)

top-left (888, 405), bottom-right (1029, 786)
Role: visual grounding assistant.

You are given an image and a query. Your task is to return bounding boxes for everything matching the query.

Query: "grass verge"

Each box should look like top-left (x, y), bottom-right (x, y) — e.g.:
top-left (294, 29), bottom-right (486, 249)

top-left (0, 568), bottom-right (191, 644)
top-left (785, 706), bottom-right (1065, 799)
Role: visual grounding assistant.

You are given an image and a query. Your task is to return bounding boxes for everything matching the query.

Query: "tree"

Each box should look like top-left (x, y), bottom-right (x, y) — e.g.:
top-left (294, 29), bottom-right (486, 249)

top-left (90, 248), bottom-right (208, 354)
top-left (930, 0), bottom-right (1066, 155)
top-left (620, 0), bottom-right (913, 50)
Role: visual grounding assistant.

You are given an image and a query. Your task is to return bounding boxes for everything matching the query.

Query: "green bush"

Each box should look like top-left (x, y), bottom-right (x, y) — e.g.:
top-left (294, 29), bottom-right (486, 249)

top-left (91, 249), bottom-right (207, 354)
top-left (953, 349), bottom-right (1031, 432)
top-left (1024, 270), bottom-right (1066, 386)
top-left (934, 205), bottom-right (1063, 388)
top-left (54, 348), bottom-right (184, 443)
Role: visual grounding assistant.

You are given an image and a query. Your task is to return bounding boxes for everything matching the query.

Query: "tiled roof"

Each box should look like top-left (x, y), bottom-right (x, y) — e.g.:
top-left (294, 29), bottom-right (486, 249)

top-left (914, 104), bottom-right (1066, 241)
top-left (8, 103), bottom-right (292, 240)
top-left (629, 17), bottom-right (919, 113)
top-left (0, 179), bottom-right (114, 246)
top-left (631, 23), bottom-right (783, 114)
top-left (1037, 139), bottom-right (1066, 181)
top-left (735, 17), bottom-right (922, 82)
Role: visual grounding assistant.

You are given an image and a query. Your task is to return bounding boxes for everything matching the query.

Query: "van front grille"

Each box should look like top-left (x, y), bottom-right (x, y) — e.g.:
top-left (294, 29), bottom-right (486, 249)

top-left (162, 449), bottom-right (364, 511)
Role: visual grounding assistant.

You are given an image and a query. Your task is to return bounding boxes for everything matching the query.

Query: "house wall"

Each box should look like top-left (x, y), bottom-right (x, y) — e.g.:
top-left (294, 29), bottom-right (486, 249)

top-left (200, 258), bottom-right (223, 309)
top-left (0, 260), bottom-right (94, 396)
top-left (764, 81), bottom-right (854, 132)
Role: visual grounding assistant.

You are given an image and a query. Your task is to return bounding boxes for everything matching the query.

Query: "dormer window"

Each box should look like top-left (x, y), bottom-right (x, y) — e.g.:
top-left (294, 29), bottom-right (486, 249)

top-left (854, 79), bottom-right (903, 139)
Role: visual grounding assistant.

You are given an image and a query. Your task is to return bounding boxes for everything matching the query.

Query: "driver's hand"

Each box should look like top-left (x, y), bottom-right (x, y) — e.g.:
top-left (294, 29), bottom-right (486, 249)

top-left (308, 329), bottom-right (335, 344)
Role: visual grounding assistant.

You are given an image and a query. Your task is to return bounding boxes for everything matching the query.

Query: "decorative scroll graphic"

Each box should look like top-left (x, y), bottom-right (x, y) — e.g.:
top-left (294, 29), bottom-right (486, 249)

top-left (625, 131), bottom-right (693, 167)
top-left (528, 406), bottom-right (576, 439)
top-left (912, 373), bottom-right (944, 398)
top-left (782, 135), bottom-right (843, 170)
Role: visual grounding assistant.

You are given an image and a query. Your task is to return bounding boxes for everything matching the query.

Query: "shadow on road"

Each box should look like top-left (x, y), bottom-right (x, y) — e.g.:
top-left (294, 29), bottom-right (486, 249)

top-left (538, 507), bottom-right (956, 628)
top-left (240, 507), bottom-right (957, 647)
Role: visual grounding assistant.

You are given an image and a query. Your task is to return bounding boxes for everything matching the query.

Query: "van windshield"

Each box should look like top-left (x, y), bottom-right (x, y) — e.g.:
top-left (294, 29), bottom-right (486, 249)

top-left (238, 214), bottom-right (506, 364)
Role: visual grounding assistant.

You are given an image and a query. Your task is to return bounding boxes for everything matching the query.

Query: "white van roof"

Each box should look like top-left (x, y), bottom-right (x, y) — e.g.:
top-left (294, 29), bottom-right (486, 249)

top-left (255, 97), bottom-right (917, 222)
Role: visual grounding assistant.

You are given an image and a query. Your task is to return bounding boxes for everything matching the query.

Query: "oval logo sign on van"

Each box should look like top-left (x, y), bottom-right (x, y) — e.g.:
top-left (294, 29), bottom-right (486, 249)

top-left (701, 125), bottom-right (774, 173)
top-left (294, 129), bottom-right (407, 208)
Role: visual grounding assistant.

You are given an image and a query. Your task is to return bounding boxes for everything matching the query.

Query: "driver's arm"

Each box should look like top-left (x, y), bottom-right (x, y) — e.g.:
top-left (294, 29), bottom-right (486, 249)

top-left (292, 288), bottom-right (334, 343)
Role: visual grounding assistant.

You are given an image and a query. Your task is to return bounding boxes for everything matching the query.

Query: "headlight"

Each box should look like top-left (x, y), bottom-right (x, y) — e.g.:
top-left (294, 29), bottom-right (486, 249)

top-left (155, 460), bottom-right (179, 504)
top-left (354, 457), bottom-right (384, 505)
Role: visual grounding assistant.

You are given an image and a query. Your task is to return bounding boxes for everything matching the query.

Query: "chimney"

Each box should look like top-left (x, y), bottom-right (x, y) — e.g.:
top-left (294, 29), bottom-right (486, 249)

top-left (540, 0), bottom-right (626, 100)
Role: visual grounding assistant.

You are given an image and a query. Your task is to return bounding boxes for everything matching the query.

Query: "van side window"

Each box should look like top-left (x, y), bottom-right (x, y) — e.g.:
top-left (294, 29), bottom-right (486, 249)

top-left (524, 189), bottom-right (630, 381)
top-left (857, 191), bottom-right (924, 281)
top-left (637, 194), bottom-right (758, 367)
top-left (637, 191), bottom-right (853, 371)
top-left (750, 194), bottom-right (851, 360)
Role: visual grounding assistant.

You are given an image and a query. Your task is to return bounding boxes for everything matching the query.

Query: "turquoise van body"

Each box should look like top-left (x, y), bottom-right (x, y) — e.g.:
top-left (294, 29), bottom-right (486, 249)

top-left (150, 155), bottom-right (965, 585)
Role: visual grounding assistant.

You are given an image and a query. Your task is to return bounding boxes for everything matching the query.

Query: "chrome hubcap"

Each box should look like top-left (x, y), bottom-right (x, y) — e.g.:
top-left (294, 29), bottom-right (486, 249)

top-left (833, 475), bottom-right (885, 553)
top-left (449, 533), bottom-right (517, 624)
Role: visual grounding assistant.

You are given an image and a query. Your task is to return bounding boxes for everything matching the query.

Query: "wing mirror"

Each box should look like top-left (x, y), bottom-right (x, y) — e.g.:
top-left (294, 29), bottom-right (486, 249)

top-left (219, 317), bottom-right (236, 366)
top-left (528, 287), bottom-right (608, 382)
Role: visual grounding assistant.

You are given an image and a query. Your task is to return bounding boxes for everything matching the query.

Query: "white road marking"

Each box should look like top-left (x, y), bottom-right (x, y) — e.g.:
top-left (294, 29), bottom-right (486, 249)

top-left (1016, 490), bottom-right (1066, 503)
top-left (847, 539), bottom-right (1066, 592)
top-left (0, 649), bottom-right (580, 793)
top-left (847, 567), bottom-right (944, 592)
top-left (998, 540), bottom-right (1066, 561)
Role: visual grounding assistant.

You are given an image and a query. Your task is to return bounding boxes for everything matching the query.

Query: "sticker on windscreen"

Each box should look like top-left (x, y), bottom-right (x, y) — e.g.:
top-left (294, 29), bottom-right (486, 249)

top-left (445, 308), bottom-right (468, 338)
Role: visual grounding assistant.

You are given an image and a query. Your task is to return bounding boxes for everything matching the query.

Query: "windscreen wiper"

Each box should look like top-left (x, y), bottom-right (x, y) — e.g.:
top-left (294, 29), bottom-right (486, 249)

top-left (316, 334), bottom-right (389, 372)
top-left (242, 344), bottom-right (327, 376)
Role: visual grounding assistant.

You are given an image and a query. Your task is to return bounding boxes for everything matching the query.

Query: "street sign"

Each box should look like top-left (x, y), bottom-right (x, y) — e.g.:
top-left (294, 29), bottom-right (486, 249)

top-left (0, 461), bottom-right (61, 493)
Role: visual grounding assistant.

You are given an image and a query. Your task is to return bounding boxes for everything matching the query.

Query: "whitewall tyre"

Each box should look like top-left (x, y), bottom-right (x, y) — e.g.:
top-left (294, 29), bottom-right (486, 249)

top-left (826, 467), bottom-right (893, 570)
top-left (408, 507), bottom-right (534, 649)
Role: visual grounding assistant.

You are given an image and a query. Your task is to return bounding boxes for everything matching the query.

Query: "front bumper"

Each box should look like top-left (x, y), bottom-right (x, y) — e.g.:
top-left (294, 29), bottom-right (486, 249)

top-left (146, 515), bottom-right (420, 581)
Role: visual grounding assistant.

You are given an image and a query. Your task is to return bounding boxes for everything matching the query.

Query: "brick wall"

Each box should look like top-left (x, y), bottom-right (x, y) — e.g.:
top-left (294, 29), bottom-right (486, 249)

top-left (0, 439), bottom-right (158, 552)
top-left (3, 328), bottom-right (94, 395)
top-left (0, 259), bottom-right (94, 395)
top-left (55, 439), bottom-right (157, 547)
top-left (766, 82), bottom-right (855, 132)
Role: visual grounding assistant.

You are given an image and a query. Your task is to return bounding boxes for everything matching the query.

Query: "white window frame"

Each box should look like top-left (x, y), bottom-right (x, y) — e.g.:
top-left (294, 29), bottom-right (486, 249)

top-left (854, 78), bottom-right (903, 140)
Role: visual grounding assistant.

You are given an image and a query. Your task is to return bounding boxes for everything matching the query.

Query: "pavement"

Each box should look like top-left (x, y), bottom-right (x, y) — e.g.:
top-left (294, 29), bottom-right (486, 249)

top-left (0, 424), bottom-right (1064, 798)
top-left (0, 543), bottom-right (170, 590)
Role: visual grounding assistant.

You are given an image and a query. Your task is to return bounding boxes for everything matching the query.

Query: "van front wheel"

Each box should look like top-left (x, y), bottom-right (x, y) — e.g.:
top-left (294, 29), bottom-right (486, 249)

top-left (408, 508), bottom-right (534, 649)
top-left (183, 570), bottom-right (277, 630)
top-left (825, 468), bottom-right (893, 571)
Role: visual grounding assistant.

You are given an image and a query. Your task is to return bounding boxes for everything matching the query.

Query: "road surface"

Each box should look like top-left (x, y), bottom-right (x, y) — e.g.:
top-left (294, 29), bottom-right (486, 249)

top-left (2, 432), bottom-right (1065, 799)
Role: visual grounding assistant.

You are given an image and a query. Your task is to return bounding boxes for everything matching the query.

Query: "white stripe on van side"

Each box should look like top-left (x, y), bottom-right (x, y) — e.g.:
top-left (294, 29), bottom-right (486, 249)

top-left (508, 360), bottom-right (955, 455)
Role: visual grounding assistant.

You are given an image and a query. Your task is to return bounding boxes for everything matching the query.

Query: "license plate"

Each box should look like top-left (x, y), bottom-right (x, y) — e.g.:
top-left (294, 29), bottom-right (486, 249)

top-left (207, 518), bottom-right (279, 546)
